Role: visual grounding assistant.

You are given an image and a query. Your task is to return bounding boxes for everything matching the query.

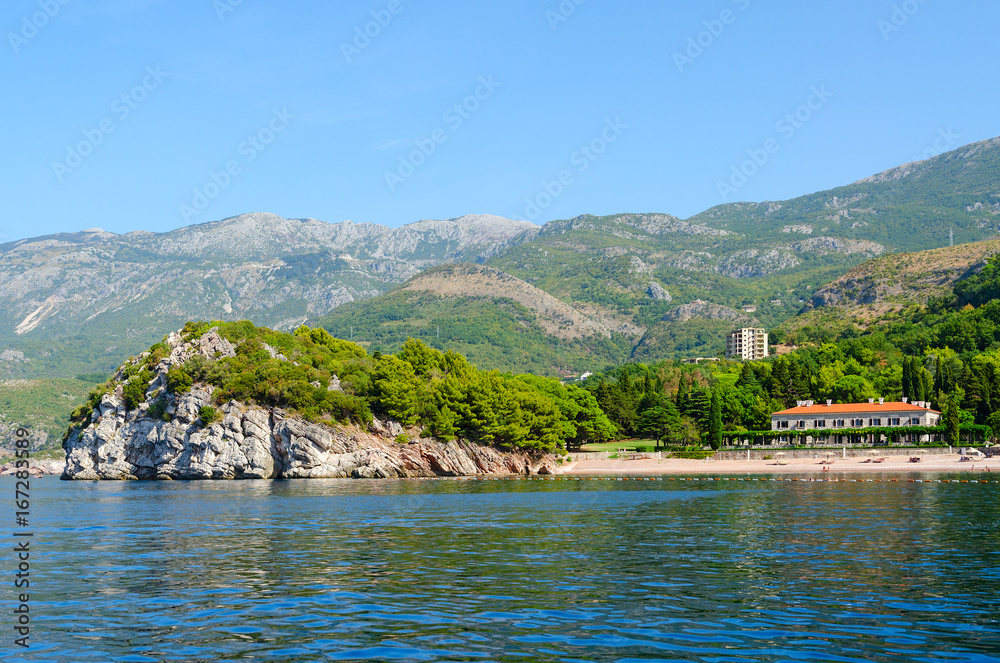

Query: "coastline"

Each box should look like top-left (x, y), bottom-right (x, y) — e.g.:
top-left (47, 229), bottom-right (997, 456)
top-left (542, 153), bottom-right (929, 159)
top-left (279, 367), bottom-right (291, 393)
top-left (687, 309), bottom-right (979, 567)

top-left (6, 453), bottom-right (997, 480)
top-left (560, 453), bottom-right (996, 475)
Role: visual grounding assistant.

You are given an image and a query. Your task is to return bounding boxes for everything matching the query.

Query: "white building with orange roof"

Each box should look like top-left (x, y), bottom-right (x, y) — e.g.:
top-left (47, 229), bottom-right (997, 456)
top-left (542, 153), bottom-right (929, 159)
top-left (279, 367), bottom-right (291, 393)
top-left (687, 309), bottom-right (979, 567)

top-left (770, 398), bottom-right (941, 432)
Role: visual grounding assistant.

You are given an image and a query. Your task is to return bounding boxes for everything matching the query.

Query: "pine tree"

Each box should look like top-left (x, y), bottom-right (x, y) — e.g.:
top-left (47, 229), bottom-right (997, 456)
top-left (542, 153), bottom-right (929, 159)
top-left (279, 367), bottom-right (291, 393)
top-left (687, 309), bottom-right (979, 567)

top-left (686, 388), bottom-right (711, 432)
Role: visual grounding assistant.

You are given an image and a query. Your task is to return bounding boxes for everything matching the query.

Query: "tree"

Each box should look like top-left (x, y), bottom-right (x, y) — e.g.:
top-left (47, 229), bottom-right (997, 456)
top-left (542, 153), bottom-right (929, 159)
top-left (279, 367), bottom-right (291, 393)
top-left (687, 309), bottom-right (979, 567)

top-left (398, 337), bottom-right (442, 377)
top-left (515, 374), bottom-right (617, 448)
top-left (638, 405), bottom-right (680, 448)
top-left (708, 388), bottom-right (722, 450)
top-left (832, 374), bottom-right (876, 404)
top-left (986, 411), bottom-right (1000, 443)
top-left (372, 355), bottom-right (422, 426)
top-left (676, 372), bottom-right (689, 411)
top-left (685, 388), bottom-right (711, 431)
top-left (954, 254), bottom-right (1000, 308)
top-left (943, 395), bottom-right (961, 445)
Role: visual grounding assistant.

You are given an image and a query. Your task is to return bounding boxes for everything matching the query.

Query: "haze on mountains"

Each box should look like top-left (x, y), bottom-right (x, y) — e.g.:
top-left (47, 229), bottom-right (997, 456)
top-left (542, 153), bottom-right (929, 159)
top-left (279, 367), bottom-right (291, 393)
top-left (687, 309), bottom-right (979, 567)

top-left (1, 136), bottom-right (999, 382)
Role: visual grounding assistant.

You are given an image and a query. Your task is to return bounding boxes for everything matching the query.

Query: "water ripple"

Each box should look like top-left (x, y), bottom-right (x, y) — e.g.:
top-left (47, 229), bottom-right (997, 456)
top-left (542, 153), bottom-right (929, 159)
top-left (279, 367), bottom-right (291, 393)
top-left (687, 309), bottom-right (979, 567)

top-left (2, 476), bottom-right (999, 662)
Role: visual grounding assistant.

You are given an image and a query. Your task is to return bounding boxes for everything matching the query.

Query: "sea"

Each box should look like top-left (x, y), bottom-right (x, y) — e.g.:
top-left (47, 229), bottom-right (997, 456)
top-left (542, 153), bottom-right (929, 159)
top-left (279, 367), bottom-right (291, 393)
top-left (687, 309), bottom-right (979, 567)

top-left (4, 473), bottom-right (1000, 662)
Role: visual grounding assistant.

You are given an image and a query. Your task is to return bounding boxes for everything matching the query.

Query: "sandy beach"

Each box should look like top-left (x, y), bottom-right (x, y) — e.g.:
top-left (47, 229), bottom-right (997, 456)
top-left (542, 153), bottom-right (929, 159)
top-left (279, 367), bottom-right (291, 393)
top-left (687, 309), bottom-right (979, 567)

top-left (560, 453), bottom-right (997, 476)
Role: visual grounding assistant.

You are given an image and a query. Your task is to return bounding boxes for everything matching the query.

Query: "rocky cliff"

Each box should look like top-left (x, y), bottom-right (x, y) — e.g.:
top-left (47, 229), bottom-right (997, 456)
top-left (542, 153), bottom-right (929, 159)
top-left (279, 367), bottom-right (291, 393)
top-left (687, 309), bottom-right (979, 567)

top-left (61, 328), bottom-right (558, 480)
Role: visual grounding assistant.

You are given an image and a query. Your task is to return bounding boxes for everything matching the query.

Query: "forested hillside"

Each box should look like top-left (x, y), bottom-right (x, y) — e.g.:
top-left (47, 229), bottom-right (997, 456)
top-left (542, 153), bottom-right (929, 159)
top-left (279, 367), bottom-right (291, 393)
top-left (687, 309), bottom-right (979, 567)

top-left (585, 255), bottom-right (1000, 447)
top-left (786, 240), bottom-right (1000, 336)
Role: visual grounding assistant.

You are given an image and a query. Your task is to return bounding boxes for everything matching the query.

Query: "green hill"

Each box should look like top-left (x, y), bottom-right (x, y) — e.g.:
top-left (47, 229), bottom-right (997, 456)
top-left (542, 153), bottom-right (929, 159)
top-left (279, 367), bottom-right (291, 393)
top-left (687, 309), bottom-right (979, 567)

top-left (315, 137), bottom-right (1000, 373)
top-left (0, 376), bottom-right (102, 453)
top-left (690, 136), bottom-right (1000, 251)
top-left (782, 240), bottom-right (1000, 341)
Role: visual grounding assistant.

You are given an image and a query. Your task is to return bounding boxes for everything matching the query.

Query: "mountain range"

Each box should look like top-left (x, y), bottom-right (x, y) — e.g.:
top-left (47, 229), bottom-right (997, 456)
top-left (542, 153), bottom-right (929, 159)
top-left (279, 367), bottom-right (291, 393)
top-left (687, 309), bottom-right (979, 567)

top-left (2, 136), bottom-right (999, 384)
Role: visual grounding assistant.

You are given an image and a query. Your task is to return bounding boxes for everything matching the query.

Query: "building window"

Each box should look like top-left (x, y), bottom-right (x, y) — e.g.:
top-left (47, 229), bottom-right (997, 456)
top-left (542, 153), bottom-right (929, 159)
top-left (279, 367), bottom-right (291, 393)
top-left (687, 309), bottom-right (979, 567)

top-left (872, 418), bottom-right (882, 426)
top-left (779, 421), bottom-right (789, 429)
top-left (816, 420), bottom-right (826, 428)
top-left (890, 418), bottom-right (900, 426)
top-left (797, 420), bottom-right (806, 428)
top-left (910, 417), bottom-right (921, 425)
top-left (835, 419), bottom-right (845, 427)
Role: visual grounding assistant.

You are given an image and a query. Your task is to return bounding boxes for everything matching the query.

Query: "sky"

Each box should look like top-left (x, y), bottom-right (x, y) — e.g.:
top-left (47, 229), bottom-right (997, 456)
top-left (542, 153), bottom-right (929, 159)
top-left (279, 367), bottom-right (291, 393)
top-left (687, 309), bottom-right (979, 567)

top-left (3, 0), bottom-right (999, 242)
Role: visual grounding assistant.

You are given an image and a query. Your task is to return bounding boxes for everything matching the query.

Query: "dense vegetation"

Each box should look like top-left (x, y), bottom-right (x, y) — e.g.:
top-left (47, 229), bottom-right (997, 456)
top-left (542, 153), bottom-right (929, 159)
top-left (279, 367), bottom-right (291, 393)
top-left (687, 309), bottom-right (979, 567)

top-left (585, 256), bottom-right (1000, 446)
top-left (67, 321), bottom-right (616, 454)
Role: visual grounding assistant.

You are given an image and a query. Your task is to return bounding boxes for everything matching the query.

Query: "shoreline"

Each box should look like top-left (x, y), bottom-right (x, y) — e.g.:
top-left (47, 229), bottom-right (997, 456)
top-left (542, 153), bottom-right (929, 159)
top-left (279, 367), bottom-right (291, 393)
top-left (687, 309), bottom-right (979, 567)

top-left (560, 453), bottom-right (996, 476)
top-left (5, 454), bottom-right (997, 480)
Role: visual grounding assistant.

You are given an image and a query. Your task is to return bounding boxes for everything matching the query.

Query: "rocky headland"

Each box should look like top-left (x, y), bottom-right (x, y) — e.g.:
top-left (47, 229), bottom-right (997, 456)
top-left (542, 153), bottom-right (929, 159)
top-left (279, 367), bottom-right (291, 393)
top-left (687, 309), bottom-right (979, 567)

top-left (61, 328), bottom-right (558, 481)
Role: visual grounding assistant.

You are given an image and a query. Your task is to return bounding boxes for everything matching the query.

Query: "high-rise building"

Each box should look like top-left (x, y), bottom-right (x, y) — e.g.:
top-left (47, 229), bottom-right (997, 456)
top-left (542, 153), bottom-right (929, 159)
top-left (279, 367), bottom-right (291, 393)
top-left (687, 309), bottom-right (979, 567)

top-left (726, 328), bottom-right (769, 360)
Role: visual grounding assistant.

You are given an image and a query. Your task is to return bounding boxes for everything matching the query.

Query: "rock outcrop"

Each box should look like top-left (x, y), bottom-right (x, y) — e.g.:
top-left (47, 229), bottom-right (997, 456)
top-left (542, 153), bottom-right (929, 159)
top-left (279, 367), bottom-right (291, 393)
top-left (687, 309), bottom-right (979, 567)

top-left (61, 328), bottom-right (559, 481)
top-left (662, 300), bottom-right (751, 324)
top-left (646, 282), bottom-right (671, 301)
top-left (0, 458), bottom-right (65, 476)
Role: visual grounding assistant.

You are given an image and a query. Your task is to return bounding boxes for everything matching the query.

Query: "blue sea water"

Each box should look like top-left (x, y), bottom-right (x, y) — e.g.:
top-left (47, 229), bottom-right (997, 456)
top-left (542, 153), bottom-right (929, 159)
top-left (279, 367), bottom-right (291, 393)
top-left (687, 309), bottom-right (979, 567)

top-left (4, 474), bottom-right (1000, 662)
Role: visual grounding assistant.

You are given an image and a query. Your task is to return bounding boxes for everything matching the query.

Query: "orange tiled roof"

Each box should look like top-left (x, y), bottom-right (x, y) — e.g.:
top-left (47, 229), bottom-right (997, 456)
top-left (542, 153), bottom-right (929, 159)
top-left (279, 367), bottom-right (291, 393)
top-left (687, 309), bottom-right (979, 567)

top-left (773, 401), bottom-right (940, 416)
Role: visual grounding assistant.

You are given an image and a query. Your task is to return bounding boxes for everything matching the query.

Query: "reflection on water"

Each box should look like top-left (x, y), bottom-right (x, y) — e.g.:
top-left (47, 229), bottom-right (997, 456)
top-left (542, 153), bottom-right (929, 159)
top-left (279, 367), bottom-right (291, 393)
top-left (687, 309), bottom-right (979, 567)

top-left (6, 476), bottom-right (1000, 662)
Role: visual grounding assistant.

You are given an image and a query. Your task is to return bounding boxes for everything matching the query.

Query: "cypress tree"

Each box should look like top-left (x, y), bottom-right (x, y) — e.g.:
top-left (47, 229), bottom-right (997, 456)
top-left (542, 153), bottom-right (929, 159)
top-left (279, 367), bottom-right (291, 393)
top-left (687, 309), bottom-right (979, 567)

top-left (708, 388), bottom-right (723, 450)
top-left (944, 395), bottom-right (961, 445)
top-left (902, 357), bottom-right (913, 400)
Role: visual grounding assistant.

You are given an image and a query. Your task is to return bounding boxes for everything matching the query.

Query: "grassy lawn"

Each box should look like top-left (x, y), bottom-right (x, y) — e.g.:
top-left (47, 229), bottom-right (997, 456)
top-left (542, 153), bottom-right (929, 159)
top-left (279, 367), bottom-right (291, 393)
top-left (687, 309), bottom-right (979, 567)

top-left (579, 438), bottom-right (658, 452)
top-left (578, 439), bottom-right (716, 460)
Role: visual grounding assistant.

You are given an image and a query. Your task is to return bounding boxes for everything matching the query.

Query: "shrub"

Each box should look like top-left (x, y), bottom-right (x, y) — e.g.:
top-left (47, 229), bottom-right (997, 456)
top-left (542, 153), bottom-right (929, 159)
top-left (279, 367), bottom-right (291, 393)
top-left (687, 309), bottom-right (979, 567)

top-left (123, 369), bottom-right (153, 411)
top-left (181, 321), bottom-right (211, 341)
top-left (321, 390), bottom-right (372, 425)
top-left (69, 404), bottom-right (91, 423)
top-left (148, 398), bottom-right (169, 421)
top-left (394, 433), bottom-right (410, 444)
top-left (198, 405), bottom-right (221, 425)
top-left (167, 366), bottom-right (193, 393)
top-left (145, 343), bottom-right (168, 370)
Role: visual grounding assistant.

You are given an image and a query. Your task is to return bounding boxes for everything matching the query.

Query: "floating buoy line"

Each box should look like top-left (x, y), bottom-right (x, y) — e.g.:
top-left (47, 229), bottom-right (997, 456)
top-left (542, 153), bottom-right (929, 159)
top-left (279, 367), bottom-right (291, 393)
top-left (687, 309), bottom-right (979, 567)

top-left (413, 476), bottom-right (999, 484)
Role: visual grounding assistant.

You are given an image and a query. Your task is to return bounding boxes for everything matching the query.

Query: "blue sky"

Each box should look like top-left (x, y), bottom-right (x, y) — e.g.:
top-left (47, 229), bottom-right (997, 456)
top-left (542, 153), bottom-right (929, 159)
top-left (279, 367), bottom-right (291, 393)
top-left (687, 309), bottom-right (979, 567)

top-left (3, 0), bottom-right (998, 241)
